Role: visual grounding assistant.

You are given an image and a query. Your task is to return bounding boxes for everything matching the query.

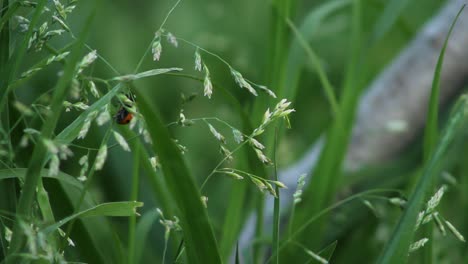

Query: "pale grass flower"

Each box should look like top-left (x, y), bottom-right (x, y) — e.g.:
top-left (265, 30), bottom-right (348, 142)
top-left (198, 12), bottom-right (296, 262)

top-left (249, 137), bottom-right (265, 150)
top-left (166, 32), bottom-right (178, 47)
top-left (49, 154), bottom-right (60, 176)
top-left (208, 124), bottom-right (225, 143)
top-left (43, 138), bottom-right (58, 154)
top-left (232, 129), bottom-right (243, 143)
top-left (152, 40), bottom-right (162, 61)
top-left (77, 118), bottom-right (91, 139)
top-left (203, 65), bottom-right (213, 99)
top-left (78, 50), bottom-right (97, 73)
top-left (95, 144), bottom-right (107, 170)
top-left (426, 185), bottom-right (447, 213)
top-left (96, 106), bottom-right (111, 126)
top-left (409, 238), bottom-right (429, 252)
top-left (113, 131), bottom-right (130, 152)
top-left (194, 49), bottom-right (202, 71)
top-left (150, 156), bottom-right (159, 171)
top-left (254, 148), bottom-right (271, 164)
top-left (230, 68), bottom-right (257, 96)
top-left (220, 145), bottom-right (232, 161)
top-left (89, 81), bottom-right (99, 98)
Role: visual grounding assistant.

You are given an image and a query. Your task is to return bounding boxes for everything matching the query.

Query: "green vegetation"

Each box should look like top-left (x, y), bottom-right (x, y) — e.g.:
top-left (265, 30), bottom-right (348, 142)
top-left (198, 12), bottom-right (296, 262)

top-left (0, 0), bottom-right (467, 263)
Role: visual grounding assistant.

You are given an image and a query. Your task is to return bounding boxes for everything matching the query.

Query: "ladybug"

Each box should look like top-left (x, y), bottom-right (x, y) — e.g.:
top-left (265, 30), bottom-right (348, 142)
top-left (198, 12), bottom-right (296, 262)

top-left (115, 93), bottom-right (135, 125)
top-left (115, 107), bottom-right (133, 125)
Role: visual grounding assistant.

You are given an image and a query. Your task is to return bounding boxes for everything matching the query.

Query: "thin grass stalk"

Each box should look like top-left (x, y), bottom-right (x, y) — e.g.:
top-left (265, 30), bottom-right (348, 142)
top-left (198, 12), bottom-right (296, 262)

top-left (128, 143), bottom-right (140, 264)
top-left (252, 1), bottom-right (295, 261)
top-left (286, 1), bottom-right (362, 258)
top-left (272, 128), bottom-right (280, 264)
top-left (6, 8), bottom-right (95, 260)
top-left (0, 0), bottom-right (47, 114)
top-left (135, 90), bottom-right (222, 264)
top-left (377, 93), bottom-right (468, 263)
top-left (61, 127), bottom-right (112, 249)
top-left (164, 72), bottom-right (267, 261)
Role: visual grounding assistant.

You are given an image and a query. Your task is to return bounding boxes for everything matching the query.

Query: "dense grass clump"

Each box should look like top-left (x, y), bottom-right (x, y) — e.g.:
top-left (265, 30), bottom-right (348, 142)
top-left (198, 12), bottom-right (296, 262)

top-left (0, 0), bottom-right (467, 263)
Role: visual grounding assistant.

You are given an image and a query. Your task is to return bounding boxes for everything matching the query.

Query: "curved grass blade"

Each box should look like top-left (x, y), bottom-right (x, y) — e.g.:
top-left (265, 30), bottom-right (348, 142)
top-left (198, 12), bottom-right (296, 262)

top-left (377, 6), bottom-right (466, 263)
top-left (369, 0), bottom-right (410, 45)
top-left (281, 0), bottom-right (351, 101)
top-left (41, 201), bottom-right (143, 235)
top-left (285, 18), bottom-right (339, 115)
top-left (7, 9), bottom-right (96, 259)
top-left (317, 240), bottom-right (338, 262)
top-left (0, 1), bottom-right (20, 33)
top-left (135, 89), bottom-right (222, 264)
top-left (0, 168), bottom-right (121, 263)
top-left (162, 72), bottom-right (267, 261)
top-left (286, 1), bottom-right (362, 260)
top-left (135, 210), bottom-right (159, 264)
top-left (0, 0), bottom-right (47, 112)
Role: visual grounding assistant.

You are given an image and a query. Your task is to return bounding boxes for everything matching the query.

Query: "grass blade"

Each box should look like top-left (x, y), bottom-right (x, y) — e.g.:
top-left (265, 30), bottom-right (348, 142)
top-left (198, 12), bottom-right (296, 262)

top-left (317, 240), bottom-right (338, 262)
top-left (41, 201), bottom-right (143, 235)
top-left (0, 168), bottom-right (122, 263)
top-left (377, 95), bottom-right (468, 263)
top-left (272, 129), bottom-right (280, 264)
top-left (7, 8), bottom-right (95, 258)
top-left (286, 1), bottom-right (362, 259)
top-left (0, 0), bottom-right (47, 111)
top-left (285, 18), bottom-right (339, 115)
top-left (282, 0), bottom-right (351, 101)
top-left (377, 6), bottom-right (466, 263)
top-left (127, 143), bottom-right (140, 264)
top-left (369, 0), bottom-right (410, 44)
top-left (134, 89), bottom-right (222, 264)
top-left (135, 210), bottom-right (159, 264)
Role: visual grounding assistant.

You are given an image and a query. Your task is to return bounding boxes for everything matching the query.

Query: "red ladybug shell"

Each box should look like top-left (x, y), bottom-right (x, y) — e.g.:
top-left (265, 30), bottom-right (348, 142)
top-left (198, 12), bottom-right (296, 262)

top-left (115, 107), bottom-right (133, 125)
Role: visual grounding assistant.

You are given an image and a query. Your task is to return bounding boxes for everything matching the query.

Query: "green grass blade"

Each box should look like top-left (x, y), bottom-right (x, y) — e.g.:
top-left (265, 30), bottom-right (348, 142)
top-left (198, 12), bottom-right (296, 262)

top-left (117, 127), bottom-right (175, 216)
top-left (41, 201), bottom-right (143, 235)
top-left (127, 143), bottom-right (140, 264)
top-left (420, 4), bottom-right (465, 263)
top-left (135, 210), bottom-right (158, 264)
top-left (7, 8), bottom-right (95, 258)
top-left (285, 18), bottom-right (339, 115)
top-left (378, 6), bottom-right (466, 263)
top-left (162, 72), bottom-right (266, 261)
top-left (286, 1), bottom-right (362, 259)
top-left (281, 0), bottom-right (351, 101)
top-left (0, 168), bottom-right (121, 263)
top-left (423, 4), bottom-right (465, 161)
top-left (0, 168), bottom-right (83, 187)
top-left (369, 0), bottom-right (410, 45)
top-left (134, 89), bottom-right (222, 264)
top-left (317, 240), bottom-right (338, 261)
top-left (272, 129), bottom-right (280, 264)
top-left (0, 0), bottom-right (47, 111)
top-left (0, 1), bottom-right (19, 33)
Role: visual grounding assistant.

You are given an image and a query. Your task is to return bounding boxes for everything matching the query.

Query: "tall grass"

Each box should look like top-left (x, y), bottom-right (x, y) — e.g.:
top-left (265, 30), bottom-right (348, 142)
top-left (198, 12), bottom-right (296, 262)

top-left (1, 0), bottom-right (467, 264)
